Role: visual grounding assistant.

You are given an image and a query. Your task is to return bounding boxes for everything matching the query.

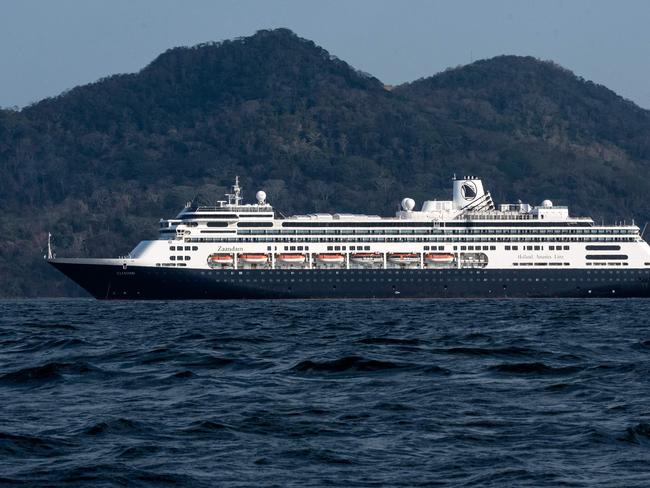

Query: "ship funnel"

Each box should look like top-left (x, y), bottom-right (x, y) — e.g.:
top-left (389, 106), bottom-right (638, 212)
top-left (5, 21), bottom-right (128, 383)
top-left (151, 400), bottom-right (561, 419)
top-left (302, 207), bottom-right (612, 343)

top-left (453, 177), bottom-right (487, 210)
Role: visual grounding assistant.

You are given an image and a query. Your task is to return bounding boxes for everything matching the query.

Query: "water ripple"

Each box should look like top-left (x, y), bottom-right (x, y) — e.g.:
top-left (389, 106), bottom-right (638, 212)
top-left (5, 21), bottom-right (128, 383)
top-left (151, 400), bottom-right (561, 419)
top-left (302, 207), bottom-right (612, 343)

top-left (1, 298), bottom-right (650, 487)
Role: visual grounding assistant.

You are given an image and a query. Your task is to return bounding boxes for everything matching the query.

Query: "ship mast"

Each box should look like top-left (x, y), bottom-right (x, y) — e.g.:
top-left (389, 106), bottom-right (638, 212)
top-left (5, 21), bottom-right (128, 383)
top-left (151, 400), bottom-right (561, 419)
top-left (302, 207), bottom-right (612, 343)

top-left (225, 176), bottom-right (242, 206)
top-left (47, 232), bottom-right (54, 259)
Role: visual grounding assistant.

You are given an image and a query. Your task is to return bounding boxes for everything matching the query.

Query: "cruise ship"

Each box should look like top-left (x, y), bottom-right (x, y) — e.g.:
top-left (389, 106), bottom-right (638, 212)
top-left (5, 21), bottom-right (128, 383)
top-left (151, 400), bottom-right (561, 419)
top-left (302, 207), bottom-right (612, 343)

top-left (48, 176), bottom-right (650, 299)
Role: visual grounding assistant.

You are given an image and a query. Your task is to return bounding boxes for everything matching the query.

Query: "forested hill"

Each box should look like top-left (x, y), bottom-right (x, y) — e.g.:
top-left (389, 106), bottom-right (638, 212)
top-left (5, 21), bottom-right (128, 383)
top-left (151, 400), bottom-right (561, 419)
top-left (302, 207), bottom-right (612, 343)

top-left (1, 28), bottom-right (650, 296)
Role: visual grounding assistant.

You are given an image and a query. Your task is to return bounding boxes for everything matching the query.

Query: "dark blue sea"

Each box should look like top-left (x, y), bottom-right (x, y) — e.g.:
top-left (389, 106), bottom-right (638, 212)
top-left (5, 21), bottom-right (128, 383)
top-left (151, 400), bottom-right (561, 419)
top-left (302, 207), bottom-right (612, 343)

top-left (2, 299), bottom-right (650, 487)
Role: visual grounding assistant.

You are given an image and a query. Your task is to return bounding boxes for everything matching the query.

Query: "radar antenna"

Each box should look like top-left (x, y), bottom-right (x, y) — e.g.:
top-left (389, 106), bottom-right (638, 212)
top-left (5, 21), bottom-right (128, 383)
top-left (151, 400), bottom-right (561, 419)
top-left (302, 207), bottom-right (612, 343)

top-left (225, 176), bottom-right (242, 206)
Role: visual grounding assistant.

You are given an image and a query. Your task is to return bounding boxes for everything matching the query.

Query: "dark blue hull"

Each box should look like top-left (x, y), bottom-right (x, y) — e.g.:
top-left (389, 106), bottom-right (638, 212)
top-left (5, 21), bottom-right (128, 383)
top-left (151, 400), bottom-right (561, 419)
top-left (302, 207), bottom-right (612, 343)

top-left (49, 261), bottom-right (650, 299)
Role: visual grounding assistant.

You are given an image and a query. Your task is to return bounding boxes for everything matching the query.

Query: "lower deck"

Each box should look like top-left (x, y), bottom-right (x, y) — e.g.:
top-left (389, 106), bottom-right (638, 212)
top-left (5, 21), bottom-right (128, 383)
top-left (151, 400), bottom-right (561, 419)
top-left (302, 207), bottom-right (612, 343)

top-left (49, 260), bottom-right (650, 299)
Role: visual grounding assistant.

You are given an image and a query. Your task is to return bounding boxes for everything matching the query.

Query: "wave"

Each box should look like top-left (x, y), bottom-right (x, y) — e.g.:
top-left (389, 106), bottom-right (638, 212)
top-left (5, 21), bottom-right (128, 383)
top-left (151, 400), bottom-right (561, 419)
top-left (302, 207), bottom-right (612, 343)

top-left (292, 356), bottom-right (408, 373)
top-left (81, 418), bottom-right (149, 436)
top-left (138, 348), bottom-right (236, 369)
top-left (281, 447), bottom-right (354, 465)
top-left (357, 337), bottom-right (423, 346)
top-left (180, 356), bottom-right (235, 369)
top-left (182, 420), bottom-right (231, 434)
top-left (589, 363), bottom-right (637, 374)
top-left (442, 346), bottom-right (546, 357)
top-left (545, 382), bottom-right (580, 391)
top-left (43, 464), bottom-right (201, 487)
top-left (9, 338), bottom-right (87, 354)
top-left (0, 361), bottom-right (98, 385)
top-left (20, 322), bottom-right (78, 330)
top-left (140, 347), bottom-right (175, 365)
top-left (488, 362), bottom-right (583, 375)
top-left (170, 370), bottom-right (194, 379)
top-left (0, 431), bottom-right (73, 456)
top-left (620, 423), bottom-right (650, 444)
top-left (117, 444), bottom-right (162, 459)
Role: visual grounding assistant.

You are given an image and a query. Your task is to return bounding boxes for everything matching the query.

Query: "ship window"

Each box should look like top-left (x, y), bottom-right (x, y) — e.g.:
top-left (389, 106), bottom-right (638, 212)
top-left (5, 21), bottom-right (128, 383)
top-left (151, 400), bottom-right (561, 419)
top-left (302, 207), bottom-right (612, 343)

top-left (461, 246), bottom-right (466, 251)
top-left (177, 255), bottom-right (183, 260)
top-left (237, 222), bottom-right (273, 228)
top-left (327, 246), bottom-right (333, 251)
top-left (335, 246), bottom-right (341, 251)
top-left (170, 246), bottom-right (175, 250)
top-left (564, 245), bottom-right (570, 250)
top-left (192, 246), bottom-right (198, 251)
top-left (490, 246), bottom-right (496, 250)
top-left (505, 246), bottom-right (510, 250)
top-left (534, 246), bottom-right (540, 251)
top-left (364, 246), bottom-right (370, 250)
top-left (586, 245), bottom-right (621, 251)
top-left (207, 222), bottom-right (229, 227)
top-left (170, 256), bottom-right (175, 260)
top-left (586, 254), bottom-right (628, 260)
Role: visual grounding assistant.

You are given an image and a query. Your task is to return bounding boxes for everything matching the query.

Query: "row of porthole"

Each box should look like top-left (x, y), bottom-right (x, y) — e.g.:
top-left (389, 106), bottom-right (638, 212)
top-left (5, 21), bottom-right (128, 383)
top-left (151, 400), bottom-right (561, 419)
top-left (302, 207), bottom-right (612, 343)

top-left (149, 267), bottom-right (650, 276)
top-left (208, 277), bottom-right (639, 283)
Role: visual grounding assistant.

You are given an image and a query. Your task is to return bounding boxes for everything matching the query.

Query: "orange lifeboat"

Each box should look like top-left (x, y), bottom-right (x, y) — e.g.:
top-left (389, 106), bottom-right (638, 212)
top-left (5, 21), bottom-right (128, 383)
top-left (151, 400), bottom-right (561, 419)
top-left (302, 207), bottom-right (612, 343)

top-left (277, 253), bottom-right (306, 264)
top-left (207, 253), bottom-right (234, 267)
top-left (387, 253), bottom-right (420, 264)
top-left (239, 253), bottom-right (268, 264)
top-left (424, 253), bottom-right (455, 263)
top-left (316, 253), bottom-right (345, 264)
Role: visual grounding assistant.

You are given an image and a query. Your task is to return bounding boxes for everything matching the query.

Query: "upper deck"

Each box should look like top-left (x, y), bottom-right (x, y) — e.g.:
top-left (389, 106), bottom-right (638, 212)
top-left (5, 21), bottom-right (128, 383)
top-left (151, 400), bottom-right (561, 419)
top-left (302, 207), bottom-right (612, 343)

top-left (158, 176), bottom-right (639, 237)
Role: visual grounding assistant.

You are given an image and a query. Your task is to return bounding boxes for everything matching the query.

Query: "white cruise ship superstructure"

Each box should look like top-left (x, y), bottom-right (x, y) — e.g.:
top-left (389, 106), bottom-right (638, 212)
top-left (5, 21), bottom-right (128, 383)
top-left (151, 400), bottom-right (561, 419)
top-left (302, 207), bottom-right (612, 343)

top-left (48, 176), bottom-right (650, 298)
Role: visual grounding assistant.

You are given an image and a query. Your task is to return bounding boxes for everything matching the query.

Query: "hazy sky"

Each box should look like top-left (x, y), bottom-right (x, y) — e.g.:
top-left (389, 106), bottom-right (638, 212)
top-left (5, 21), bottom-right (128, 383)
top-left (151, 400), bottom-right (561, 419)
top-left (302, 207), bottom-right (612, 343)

top-left (1, 0), bottom-right (649, 109)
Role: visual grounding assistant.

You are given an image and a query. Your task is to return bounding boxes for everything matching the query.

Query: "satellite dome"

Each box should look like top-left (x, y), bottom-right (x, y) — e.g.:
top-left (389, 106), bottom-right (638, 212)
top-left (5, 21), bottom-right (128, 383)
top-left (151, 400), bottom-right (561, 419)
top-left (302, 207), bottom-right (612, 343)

top-left (541, 199), bottom-right (553, 208)
top-left (401, 198), bottom-right (415, 211)
top-left (256, 191), bottom-right (267, 204)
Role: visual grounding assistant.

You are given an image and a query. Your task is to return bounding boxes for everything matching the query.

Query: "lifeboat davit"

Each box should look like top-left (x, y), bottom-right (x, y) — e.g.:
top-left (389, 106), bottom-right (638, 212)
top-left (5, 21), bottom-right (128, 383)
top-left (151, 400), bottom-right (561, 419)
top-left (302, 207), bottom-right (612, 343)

top-left (387, 253), bottom-right (420, 264)
top-left (208, 253), bottom-right (234, 265)
top-left (239, 253), bottom-right (268, 264)
top-left (424, 253), bottom-right (455, 263)
top-left (277, 253), bottom-right (306, 264)
top-left (350, 252), bottom-right (382, 263)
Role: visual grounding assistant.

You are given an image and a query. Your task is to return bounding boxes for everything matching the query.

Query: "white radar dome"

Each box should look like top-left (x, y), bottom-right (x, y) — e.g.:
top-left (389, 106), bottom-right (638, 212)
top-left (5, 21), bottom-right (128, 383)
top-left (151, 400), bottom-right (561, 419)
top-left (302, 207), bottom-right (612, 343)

top-left (401, 198), bottom-right (415, 211)
top-left (541, 199), bottom-right (553, 208)
top-left (256, 191), bottom-right (267, 204)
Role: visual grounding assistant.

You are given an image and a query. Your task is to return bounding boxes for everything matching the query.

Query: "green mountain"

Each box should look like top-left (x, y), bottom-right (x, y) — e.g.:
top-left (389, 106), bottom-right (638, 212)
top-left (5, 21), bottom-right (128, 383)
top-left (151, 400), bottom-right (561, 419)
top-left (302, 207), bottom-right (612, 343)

top-left (1, 28), bottom-right (649, 296)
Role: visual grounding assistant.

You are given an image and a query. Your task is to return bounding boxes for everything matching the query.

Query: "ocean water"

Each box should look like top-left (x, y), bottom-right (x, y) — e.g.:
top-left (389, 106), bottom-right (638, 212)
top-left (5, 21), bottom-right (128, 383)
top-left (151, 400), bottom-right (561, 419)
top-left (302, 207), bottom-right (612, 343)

top-left (1, 299), bottom-right (650, 487)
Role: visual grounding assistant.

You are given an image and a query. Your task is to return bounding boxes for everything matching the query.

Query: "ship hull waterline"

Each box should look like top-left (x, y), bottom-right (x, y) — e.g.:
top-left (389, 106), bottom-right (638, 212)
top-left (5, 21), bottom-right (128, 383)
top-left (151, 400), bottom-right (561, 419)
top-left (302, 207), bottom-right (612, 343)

top-left (49, 260), bottom-right (650, 299)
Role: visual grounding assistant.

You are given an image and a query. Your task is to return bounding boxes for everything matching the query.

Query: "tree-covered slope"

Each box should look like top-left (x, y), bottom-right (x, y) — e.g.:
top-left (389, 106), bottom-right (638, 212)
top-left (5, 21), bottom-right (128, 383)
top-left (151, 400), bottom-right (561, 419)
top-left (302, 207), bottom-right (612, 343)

top-left (1, 29), bottom-right (649, 296)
